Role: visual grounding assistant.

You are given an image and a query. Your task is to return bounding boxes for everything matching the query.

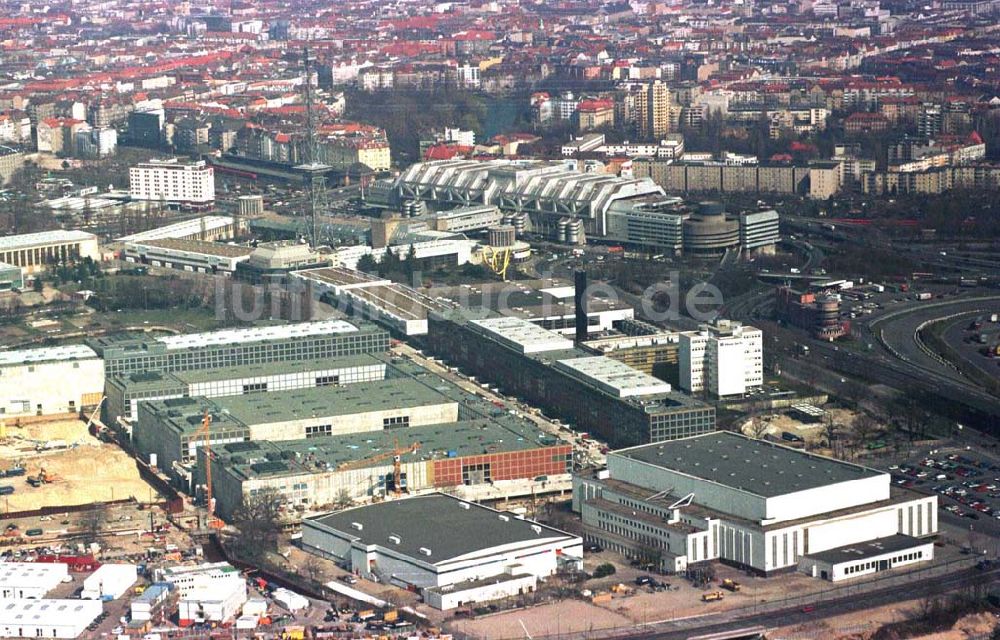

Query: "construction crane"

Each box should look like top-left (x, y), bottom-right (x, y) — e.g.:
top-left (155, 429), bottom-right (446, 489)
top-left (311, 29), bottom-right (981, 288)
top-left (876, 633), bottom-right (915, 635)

top-left (200, 411), bottom-right (224, 530)
top-left (338, 439), bottom-right (420, 496)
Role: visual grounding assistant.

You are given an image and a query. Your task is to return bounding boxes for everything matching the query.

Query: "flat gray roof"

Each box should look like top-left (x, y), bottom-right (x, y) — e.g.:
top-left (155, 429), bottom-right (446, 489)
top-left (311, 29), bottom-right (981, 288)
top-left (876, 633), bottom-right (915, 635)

top-left (214, 415), bottom-right (566, 480)
top-left (805, 534), bottom-right (929, 565)
top-left (0, 229), bottom-right (95, 251)
top-left (0, 344), bottom-right (99, 367)
top-left (142, 377), bottom-right (453, 434)
top-left (614, 432), bottom-right (885, 497)
top-left (307, 493), bottom-right (577, 564)
top-left (217, 378), bottom-right (450, 426)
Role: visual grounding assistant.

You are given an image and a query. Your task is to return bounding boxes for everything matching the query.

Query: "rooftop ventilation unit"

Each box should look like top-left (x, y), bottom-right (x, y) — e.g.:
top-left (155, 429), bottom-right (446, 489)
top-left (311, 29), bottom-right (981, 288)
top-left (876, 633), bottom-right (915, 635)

top-left (351, 522), bottom-right (363, 531)
top-left (531, 525), bottom-right (542, 535)
top-left (419, 547), bottom-right (432, 556)
top-left (458, 502), bottom-right (470, 510)
top-left (388, 535), bottom-right (401, 545)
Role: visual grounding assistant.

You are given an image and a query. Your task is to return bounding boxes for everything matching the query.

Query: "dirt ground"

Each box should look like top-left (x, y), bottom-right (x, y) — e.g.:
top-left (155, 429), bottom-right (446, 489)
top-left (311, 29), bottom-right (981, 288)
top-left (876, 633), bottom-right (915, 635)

top-left (742, 406), bottom-right (860, 445)
top-left (450, 599), bottom-right (635, 639)
top-left (773, 600), bottom-right (998, 640)
top-left (0, 418), bottom-right (157, 511)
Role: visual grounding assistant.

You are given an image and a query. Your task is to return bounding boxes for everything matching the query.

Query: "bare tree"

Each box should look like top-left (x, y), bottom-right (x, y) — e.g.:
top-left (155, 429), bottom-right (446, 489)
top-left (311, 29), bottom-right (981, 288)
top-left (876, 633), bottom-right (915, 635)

top-left (823, 414), bottom-right (839, 449)
top-left (79, 502), bottom-right (107, 546)
top-left (231, 487), bottom-right (285, 563)
top-left (301, 553), bottom-right (327, 584)
top-left (745, 413), bottom-right (770, 439)
top-left (852, 413), bottom-right (879, 447)
top-left (334, 488), bottom-right (353, 510)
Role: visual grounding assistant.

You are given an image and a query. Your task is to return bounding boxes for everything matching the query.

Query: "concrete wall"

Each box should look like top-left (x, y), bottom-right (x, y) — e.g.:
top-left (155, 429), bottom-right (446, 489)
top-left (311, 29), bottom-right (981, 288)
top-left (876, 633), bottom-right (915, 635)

top-left (607, 454), bottom-right (769, 522)
top-left (0, 357), bottom-right (104, 417)
top-left (246, 401), bottom-right (458, 441)
top-left (764, 474), bottom-right (889, 524)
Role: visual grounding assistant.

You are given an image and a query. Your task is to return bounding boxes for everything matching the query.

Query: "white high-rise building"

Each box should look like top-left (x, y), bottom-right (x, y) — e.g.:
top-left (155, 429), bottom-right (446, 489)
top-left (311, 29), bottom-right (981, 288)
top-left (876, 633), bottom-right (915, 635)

top-left (678, 319), bottom-right (762, 397)
top-left (129, 158), bottom-right (215, 207)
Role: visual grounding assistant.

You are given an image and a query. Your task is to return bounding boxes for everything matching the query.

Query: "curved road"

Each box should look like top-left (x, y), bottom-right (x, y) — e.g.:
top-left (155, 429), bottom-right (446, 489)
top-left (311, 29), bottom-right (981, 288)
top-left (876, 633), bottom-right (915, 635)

top-left (870, 296), bottom-right (1000, 393)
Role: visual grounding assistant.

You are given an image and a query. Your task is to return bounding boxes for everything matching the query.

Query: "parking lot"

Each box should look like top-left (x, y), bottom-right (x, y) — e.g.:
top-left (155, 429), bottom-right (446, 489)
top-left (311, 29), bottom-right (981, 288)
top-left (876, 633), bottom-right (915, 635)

top-left (885, 446), bottom-right (1000, 544)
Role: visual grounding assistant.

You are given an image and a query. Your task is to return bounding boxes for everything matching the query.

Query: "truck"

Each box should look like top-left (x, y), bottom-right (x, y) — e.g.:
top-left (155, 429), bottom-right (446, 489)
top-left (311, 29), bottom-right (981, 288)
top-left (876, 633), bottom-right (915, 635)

top-left (702, 591), bottom-right (725, 602)
top-left (915, 292), bottom-right (932, 301)
top-left (0, 486), bottom-right (13, 495)
top-left (721, 579), bottom-right (741, 592)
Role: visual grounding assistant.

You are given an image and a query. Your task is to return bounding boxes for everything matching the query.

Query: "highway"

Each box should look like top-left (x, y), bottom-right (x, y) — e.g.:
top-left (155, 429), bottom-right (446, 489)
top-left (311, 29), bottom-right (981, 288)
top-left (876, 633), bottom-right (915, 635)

top-left (869, 296), bottom-right (1000, 385)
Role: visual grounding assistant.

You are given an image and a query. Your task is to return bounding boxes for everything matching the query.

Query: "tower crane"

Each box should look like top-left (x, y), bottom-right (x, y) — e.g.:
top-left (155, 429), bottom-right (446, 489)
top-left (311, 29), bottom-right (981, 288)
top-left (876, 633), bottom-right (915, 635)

top-left (338, 438), bottom-right (420, 496)
top-left (201, 411), bottom-right (224, 530)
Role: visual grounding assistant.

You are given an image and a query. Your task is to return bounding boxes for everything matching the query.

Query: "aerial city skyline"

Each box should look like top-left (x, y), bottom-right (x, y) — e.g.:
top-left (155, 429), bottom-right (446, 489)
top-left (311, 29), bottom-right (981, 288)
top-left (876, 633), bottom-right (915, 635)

top-left (0, 0), bottom-right (998, 638)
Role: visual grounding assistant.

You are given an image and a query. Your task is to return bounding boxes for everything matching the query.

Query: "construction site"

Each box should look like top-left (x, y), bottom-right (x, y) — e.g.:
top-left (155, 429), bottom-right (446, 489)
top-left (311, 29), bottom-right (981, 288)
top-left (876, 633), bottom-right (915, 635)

top-left (0, 416), bottom-right (156, 513)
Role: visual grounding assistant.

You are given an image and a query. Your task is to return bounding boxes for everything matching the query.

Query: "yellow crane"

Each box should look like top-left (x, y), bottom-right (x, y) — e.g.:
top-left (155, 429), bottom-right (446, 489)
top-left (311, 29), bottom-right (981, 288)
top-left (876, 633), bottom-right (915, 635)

top-left (200, 411), bottom-right (224, 530)
top-left (338, 438), bottom-right (420, 496)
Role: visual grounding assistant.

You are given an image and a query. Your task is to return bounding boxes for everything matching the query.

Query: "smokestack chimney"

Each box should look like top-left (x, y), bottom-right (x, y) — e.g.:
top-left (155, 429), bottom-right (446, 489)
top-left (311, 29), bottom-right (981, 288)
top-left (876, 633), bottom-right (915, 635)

top-left (574, 270), bottom-right (588, 343)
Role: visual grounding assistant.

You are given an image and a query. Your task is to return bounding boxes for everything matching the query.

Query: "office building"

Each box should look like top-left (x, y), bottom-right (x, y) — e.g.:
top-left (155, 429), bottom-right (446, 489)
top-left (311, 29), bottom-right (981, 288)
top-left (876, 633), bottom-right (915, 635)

top-left (0, 345), bottom-right (104, 418)
top-left (234, 241), bottom-right (330, 284)
top-left (121, 239), bottom-right (253, 276)
top-left (105, 354), bottom-right (389, 431)
top-left (292, 267), bottom-right (449, 336)
top-left (0, 230), bottom-right (100, 275)
top-left (128, 109), bottom-right (164, 147)
top-left (740, 210), bottom-right (780, 254)
top-left (205, 413), bottom-right (573, 519)
top-left (573, 432), bottom-right (937, 575)
top-left (129, 158), bottom-right (215, 208)
top-left (302, 494), bottom-right (582, 610)
top-left (430, 205), bottom-right (504, 233)
top-left (678, 320), bottom-right (763, 397)
top-left (683, 203), bottom-right (740, 255)
top-left (427, 278), bottom-right (634, 336)
top-left (133, 378), bottom-right (460, 474)
top-left (427, 314), bottom-right (715, 447)
top-left (581, 323), bottom-right (680, 383)
top-left (117, 216), bottom-right (239, 243)
top-left (604, 197), bottom-right (687, 254)
top-left (89, 320), bottom-right (389, 377)
top-left (775, 286), bottom-right (846, 341)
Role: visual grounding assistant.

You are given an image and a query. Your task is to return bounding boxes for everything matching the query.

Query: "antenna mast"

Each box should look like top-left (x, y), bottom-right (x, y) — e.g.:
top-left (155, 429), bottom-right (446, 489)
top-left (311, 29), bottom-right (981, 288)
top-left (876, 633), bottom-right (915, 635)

top-left (300, 46), bottom-right (329, 248)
